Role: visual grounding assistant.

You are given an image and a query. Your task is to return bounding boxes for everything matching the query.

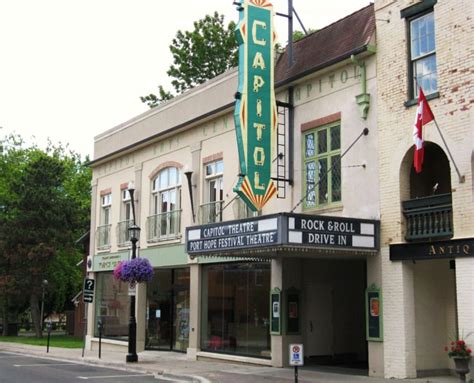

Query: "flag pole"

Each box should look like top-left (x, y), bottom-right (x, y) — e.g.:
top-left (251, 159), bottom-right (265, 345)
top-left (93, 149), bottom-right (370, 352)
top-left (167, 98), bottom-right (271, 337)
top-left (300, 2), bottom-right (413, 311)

top-left (432, 118), bottom-right (465, 183)
top-left (414, 80), bottom-right (464, 183)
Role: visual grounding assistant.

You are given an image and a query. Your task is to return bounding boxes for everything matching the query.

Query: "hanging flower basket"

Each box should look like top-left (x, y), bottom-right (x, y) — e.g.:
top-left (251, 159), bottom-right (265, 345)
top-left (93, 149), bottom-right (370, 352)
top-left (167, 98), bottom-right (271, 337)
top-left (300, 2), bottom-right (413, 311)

top-left (113, 258), bottom-right (154, 284)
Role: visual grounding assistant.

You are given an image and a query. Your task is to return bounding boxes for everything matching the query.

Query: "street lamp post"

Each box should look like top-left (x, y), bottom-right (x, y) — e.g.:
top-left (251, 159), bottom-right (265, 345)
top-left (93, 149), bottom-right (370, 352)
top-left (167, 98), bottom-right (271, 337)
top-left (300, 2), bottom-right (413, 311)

top-left (126, 183), bottom-right (140, 363)
top-left (40, 279), bottom-right (48, 331)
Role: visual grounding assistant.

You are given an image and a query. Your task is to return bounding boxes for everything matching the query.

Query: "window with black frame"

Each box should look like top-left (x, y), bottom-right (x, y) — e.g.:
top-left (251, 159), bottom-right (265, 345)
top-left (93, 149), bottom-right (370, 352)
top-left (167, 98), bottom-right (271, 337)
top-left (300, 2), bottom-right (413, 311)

top-left (410, 11), bottom-right (437, 97)
top-left (402, 0), bottom-right (438, 100)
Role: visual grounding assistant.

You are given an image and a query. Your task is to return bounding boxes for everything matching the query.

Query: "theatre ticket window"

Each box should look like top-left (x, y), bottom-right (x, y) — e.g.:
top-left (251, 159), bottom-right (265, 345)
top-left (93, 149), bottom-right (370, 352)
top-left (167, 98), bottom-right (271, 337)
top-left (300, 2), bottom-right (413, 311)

top-left (94, 272), bottom-right (129, 340)
top-left (201, 263), bottom-right (271, 358)
top-left (303, 122), bottom-right (341, 209)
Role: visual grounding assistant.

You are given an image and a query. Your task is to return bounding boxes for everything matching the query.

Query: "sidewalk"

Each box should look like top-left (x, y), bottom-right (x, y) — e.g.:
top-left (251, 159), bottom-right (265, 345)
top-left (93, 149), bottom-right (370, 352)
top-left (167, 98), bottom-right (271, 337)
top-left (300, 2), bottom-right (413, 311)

top-left (0, 342), bottom-right (459, 383)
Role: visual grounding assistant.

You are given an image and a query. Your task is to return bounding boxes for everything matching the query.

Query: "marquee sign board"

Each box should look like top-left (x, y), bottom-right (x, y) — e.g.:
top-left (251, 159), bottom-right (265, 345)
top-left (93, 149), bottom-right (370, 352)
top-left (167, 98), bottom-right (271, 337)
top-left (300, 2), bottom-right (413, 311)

top-left (234, 0), bottom-right (278, 211)
top-left (186, 215), bottom-right (280, 254)
top-left (287, 214), bottom-right (379, 251)
top-left (186, 213), bottom-right (380, 255)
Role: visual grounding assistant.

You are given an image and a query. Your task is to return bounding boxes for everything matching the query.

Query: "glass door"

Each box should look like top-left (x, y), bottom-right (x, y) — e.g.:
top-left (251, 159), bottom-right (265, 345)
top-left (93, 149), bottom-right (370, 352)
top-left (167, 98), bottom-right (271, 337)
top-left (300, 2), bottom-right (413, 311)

top-left (172, 268), bottom-right (190, 351)
top-left (146, 270), bottom-right (172, 350)
top-left (146, 268), bottom-right (190, 352)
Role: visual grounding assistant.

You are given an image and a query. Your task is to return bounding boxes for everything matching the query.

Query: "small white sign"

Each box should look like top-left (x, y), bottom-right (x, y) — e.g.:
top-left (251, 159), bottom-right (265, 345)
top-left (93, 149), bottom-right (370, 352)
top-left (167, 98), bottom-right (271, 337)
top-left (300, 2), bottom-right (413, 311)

top-left (128, 284), bottom-right (136, 296)
top-left (289, 344), bottom-right (304, 366)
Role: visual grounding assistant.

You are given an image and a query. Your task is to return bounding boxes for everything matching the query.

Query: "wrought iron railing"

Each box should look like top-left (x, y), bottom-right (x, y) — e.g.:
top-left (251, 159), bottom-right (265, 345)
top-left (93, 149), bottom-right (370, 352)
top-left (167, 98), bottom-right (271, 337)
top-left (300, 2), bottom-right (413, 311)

top-left (116, 220), bottom-right (132, 247)
top-left (146, 210), bottom-right (181, 242)
top-left (199, 200), bottom-right (224, 224)
top-left (96, 224), bottom-right (111, 250)
top-left (402, 193), bottom-right (453, 241)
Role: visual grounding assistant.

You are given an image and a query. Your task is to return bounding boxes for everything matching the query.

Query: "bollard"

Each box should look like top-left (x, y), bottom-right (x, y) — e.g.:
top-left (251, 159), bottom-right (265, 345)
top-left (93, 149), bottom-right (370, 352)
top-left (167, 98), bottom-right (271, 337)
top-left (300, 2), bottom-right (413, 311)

top-left (97, 319), bottom-right (103, 359)
top-left (46, 320), bottom-right (52, 353)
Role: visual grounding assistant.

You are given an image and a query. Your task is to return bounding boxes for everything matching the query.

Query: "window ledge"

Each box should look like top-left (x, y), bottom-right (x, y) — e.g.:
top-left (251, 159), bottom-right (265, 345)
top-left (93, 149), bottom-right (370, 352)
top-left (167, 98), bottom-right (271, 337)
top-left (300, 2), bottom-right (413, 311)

top-left (146, 237), bottom-right (182, 246)
top-left (404, 91), bottom-right (439, 108)
top-left (303, 204), bottom-right (343, 215)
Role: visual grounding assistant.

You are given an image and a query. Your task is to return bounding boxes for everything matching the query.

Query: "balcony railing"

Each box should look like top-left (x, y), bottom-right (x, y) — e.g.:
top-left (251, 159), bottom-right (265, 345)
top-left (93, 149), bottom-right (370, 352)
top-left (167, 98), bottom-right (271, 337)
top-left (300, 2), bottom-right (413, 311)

top-left (96, 224), bottom-right (111, 250)
top-left (233, 197), bottom-right (260, 220)
top-left (402, 193), bottom-right (453, 241)
top-left (146, 210), bottom-right (181, 242)
top-left (116, 220), bottom-right (132, 247)
top-left (199, 200), bottom-right (224, 224)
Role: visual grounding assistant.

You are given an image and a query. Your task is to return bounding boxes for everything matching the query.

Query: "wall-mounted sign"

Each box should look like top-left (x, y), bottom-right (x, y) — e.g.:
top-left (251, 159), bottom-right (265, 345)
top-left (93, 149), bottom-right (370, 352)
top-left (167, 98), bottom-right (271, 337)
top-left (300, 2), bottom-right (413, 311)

top-left (186, 215), bottom-right (280, 254)
top-left (288, 214), bottom-right (379, 250)
top-left (270, 287), bottom-right (281, 335)
top-left (92, 252), bottom-right (128, 272)
top-left (234, 0), bottom-right (278, 211)
top-left (390, 237), bottom-right (474, 261)
top-left (366, 284), bottom-right (383, 341)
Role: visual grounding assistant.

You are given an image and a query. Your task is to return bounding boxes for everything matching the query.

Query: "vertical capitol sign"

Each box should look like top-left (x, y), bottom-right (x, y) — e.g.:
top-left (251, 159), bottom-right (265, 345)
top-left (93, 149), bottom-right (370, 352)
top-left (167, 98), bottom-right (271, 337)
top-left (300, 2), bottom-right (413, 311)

top-left (234, 0), bottom-right (278, 211)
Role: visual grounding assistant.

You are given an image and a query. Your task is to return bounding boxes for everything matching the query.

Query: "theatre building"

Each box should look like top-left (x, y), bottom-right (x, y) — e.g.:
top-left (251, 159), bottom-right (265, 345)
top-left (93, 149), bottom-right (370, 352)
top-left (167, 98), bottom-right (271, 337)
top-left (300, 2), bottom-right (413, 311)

top-left (375, 0), bottom-right (473, 379)
top-left (85, 3), bottom-right (389, 376)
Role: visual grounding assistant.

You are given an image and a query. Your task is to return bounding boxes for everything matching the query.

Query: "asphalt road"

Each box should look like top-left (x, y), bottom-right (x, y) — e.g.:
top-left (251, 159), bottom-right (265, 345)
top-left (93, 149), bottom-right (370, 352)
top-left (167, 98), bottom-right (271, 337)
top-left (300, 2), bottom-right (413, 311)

top-left (0, 352), bottom-right (169, 383)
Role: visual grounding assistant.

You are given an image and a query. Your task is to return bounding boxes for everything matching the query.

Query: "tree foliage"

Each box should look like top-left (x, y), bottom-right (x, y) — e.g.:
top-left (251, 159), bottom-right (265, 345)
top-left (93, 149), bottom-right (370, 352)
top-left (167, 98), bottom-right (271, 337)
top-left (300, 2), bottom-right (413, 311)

top-left (0, 135), bottom-right (91, 337)
top-left (141, 12), bottom-right (238, 108)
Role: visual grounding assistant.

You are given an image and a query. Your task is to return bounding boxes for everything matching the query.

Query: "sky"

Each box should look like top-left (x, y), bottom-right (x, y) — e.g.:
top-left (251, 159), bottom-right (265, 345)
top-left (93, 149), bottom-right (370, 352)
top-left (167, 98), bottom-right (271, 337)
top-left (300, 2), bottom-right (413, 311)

top-left (0, 0), bottom-right (372, 160)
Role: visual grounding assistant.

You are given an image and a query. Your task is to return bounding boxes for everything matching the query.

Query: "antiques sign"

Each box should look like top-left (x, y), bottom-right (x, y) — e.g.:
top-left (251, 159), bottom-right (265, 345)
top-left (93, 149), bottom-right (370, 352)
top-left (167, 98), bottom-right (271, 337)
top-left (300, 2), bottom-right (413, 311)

top-left (186, 213), bottom-right (379, 255)
top-left (233, 0), bottom-right (278, 211)
top-left (390, 237), bottom-right (474, 261)
top-left (288, 214), bottom-right (378, 250)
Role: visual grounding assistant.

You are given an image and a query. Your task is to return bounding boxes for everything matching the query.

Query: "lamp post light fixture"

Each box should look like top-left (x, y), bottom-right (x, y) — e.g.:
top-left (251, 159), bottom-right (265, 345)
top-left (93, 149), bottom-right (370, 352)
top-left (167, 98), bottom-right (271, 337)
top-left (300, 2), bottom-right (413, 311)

top-left (40, 279), bottom-right (48, 331)
top-left (126, 182), bottom-right (140, 363)
top-left (184, 167), bottom-right (195, 223)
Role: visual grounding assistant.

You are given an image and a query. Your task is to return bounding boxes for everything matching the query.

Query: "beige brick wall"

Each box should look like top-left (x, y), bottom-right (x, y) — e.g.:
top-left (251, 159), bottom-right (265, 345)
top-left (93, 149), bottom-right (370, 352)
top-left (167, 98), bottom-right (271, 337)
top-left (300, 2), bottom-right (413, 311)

top-left (375, 0), bottom-right (473, 378)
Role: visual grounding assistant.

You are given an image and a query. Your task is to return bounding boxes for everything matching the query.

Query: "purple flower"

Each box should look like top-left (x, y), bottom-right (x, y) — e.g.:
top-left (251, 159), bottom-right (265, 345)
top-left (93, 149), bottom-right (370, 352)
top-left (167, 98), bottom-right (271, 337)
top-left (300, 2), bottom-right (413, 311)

top-left (117, 258), bottom-right (153, 284)
top-left (113, 261), bottom-right (124, 280)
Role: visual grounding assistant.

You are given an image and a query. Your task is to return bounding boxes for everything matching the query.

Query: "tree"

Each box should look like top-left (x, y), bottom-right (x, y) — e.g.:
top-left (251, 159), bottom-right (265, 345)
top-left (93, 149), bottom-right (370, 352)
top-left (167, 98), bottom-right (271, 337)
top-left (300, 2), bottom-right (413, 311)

top-left (0, 135), bottom-right (91, 337)
top-left (292, 29), bottom-right (317, 42)
top-left (141, 12), bottom-right (238, 108)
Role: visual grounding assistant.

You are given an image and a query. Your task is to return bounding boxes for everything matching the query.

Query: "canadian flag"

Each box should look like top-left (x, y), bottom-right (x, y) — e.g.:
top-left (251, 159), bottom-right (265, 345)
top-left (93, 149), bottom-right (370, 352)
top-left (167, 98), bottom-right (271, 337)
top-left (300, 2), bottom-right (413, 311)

top-left (413, 87), bottom-right (435, 173)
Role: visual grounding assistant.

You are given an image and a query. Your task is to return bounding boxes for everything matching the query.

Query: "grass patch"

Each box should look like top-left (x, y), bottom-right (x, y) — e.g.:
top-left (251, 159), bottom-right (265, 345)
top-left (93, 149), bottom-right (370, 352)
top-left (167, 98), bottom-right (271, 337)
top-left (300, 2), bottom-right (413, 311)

top-left (0, 334), bottom-right (83, 348)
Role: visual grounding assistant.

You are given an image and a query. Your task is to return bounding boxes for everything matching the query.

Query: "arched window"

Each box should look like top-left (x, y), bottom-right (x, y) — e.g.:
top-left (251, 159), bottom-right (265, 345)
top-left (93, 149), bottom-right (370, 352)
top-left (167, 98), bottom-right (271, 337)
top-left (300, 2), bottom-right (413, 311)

top-left (148, 167), bottom-right (182, 241)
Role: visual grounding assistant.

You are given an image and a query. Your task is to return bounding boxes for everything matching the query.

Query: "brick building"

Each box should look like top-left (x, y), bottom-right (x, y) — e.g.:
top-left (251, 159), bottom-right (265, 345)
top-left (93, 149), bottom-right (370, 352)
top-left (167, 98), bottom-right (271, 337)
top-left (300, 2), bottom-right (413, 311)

top-left (374, 0), bottom-right (473, 378)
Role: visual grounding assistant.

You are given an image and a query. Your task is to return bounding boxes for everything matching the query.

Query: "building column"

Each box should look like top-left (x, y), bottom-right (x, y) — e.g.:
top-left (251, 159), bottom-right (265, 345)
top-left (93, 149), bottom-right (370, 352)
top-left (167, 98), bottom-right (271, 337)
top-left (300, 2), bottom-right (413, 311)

top-left (455, 257), bottom-right (474, 381)
top-left (271, 258), bottom-right (283, 367)
top-left (367, 246), bottom-right (384, 377)
top-left (187, 263), bottom-right (201, 360)
top-left (382, 247), bottom-right (416, 378)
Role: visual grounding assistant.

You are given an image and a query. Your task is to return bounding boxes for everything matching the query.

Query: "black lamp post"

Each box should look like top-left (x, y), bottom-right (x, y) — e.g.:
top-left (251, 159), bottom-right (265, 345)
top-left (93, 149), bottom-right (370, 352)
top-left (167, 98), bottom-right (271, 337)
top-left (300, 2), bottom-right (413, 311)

top-left (126, 183), bottom-right (140, 363)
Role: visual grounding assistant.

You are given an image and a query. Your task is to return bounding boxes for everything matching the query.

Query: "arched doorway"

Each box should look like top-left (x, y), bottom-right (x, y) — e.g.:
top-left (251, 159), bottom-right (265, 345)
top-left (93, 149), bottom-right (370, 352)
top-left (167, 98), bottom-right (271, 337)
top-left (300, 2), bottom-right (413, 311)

top-left (400, 142), bottom-right (453, 242)
top-left (409, 142), bottom-right (451, 199)
top-left (399, 142), bottom-right (457, 377)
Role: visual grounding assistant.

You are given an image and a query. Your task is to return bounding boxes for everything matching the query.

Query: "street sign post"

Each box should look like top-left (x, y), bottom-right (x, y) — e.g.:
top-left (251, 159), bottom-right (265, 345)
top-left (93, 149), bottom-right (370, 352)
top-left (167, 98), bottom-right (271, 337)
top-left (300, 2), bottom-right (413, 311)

top-left (289, 344), bottom-right (304, 383)
top-left (83, 278), bottom-right (95, 303)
